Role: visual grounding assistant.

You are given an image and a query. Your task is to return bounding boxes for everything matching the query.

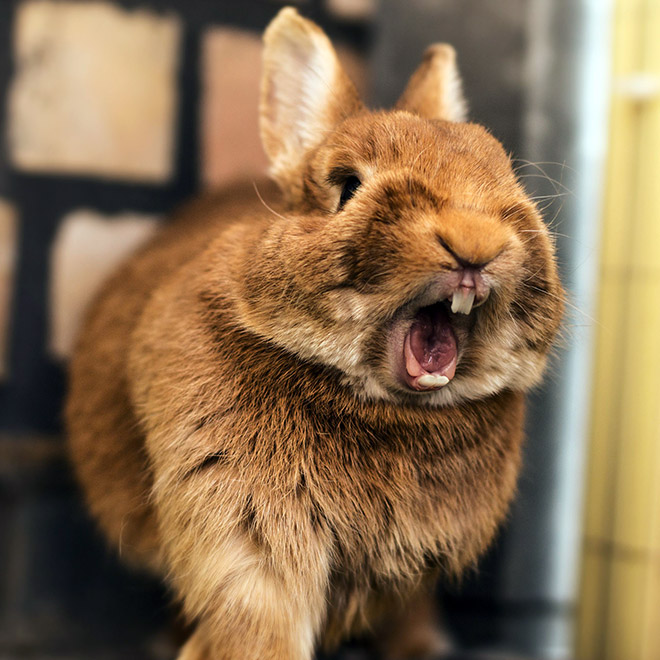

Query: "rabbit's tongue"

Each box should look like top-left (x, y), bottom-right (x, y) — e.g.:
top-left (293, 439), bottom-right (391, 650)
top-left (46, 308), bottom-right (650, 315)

top-left (404, 303), bottom-right (457, 390)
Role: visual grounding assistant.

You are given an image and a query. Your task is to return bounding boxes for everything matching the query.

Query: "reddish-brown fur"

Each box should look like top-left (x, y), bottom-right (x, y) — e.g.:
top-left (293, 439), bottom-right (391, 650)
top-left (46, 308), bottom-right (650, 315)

top-left (66, 8), bottom-right (563, 659)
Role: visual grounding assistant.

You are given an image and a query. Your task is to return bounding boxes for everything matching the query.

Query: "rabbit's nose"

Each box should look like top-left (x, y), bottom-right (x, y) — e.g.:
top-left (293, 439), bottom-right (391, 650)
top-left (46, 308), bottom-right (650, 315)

top-left (436, 206), bottom-right (510, 268)
top-left (450, 266), bottom-right (490, 315)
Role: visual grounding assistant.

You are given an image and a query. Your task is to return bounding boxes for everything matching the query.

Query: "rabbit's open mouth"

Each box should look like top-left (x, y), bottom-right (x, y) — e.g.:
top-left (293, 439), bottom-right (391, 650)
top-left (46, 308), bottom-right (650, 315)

top-left (401, 302), bottom-right (458, 392)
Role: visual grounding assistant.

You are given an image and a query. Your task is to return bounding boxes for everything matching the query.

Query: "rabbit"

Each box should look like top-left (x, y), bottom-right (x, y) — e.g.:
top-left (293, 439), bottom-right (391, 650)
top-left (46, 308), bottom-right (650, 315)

top-left (66, 7), bottom-right (564, 660)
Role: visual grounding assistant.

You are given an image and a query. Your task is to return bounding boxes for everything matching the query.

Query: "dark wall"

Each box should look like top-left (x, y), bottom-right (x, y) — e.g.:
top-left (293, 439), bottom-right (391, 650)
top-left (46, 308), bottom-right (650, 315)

top-left (371, 0), bottom-right (528, 156)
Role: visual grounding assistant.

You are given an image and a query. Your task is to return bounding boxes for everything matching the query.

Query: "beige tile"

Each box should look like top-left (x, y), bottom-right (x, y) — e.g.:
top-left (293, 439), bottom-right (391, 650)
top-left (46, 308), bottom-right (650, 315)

top-left (7, 1), bottom-right (181, 182)
top-left (201, 27), bottom-right (268, 188)
top-left (325, 0), bottom-right (376, 21)
top-left (201, 26), bottom-right (369, 188)
top-left (49, 209), bottom-right (160, 360)
top-left (0, 200), bottom-right (18, 379)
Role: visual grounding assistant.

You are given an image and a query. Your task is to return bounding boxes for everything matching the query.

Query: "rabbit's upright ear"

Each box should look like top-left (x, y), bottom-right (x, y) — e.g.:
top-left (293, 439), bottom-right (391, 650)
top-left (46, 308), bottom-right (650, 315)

top-left (260, 8), bottom-right (363, 198)
top-left (396, 44), bottom-right (467, 122)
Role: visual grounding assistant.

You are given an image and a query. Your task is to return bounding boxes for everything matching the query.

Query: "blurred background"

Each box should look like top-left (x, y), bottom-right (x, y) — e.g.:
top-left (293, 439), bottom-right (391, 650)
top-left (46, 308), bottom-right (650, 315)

top-left (0, 0), bottom-right (658, 658)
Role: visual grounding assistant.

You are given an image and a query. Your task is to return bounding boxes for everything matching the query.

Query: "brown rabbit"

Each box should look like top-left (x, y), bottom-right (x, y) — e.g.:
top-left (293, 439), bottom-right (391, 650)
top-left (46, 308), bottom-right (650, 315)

top-left (66, 7), bottom-right (564, 660)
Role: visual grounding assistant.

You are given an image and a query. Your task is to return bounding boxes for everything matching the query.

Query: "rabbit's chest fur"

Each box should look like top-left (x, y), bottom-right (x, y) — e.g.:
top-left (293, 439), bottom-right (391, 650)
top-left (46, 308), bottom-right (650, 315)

top-left (129, 254), bottom-right (523, 604)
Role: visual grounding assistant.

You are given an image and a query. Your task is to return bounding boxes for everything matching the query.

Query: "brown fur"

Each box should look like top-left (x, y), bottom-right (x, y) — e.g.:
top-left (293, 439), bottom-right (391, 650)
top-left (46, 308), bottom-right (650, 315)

top-left (66, 8), bottom-right (563, 660)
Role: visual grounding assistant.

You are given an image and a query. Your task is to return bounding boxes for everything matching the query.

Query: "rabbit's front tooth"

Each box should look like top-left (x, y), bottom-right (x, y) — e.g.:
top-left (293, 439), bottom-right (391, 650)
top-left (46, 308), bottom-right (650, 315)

top-left (451, 289), bottom-right (475, 315)
top-left (417, 374), bottom-right (450, 388)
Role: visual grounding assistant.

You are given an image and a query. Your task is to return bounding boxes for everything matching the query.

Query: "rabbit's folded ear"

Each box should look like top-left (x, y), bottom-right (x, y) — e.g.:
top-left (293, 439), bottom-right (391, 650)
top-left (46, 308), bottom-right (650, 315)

top-left (396, 44), bottom-right (467, 122)
top-left (260, 8), bottom-right (363, 198)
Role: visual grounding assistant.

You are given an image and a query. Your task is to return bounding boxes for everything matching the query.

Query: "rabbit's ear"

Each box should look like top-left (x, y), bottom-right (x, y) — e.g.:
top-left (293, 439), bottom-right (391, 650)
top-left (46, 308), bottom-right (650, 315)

top-left (396, 44), bottom-right (467, 122)
top-left (260, 8), bottom-right (363, 196)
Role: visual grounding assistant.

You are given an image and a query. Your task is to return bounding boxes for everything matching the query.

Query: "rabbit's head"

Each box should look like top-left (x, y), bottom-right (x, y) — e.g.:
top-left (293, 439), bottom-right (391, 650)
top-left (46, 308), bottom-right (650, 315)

top-left (235, 8), bottom-right (564, 407)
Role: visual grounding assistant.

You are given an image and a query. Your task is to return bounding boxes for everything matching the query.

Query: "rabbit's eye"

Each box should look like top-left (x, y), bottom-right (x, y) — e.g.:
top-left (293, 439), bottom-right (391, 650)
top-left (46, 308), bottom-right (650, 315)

top-left (338, 175), bottom-right (361, 211)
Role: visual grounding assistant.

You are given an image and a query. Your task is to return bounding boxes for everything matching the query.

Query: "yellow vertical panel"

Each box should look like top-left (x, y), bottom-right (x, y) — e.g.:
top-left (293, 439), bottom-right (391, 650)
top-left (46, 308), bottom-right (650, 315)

top-left (613, 0), bottom-right (660, 549)
top-left (577, 549), bottom-right (610, 660)
top-left (581, 0), bottom-right (640, 553)
top-left (649, 437), bottom-right (660, 557)
top-left (612, 278), bottom-right (660, 550)
top-left (580, 0), bottom-right (640, 579)
top-left (598, 0), bottom-right (643, 271)
top-left (605, 558), bottom-right (647, 660)
top-left (640, 559), bottom-right (660, 660)
top-left (635, 0), bottom-right (660, 653)
top-left (583, 274), bottom-right (626, 541)
top-left (634, 0), bottom-right (660, 269)
top-left (577, 0), bottom-right (660, 656)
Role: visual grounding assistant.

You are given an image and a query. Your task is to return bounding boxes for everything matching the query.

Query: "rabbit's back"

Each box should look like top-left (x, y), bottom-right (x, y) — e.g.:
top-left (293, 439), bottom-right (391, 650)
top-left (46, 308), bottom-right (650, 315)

top-left (65, 181), bottom-right (277, 569)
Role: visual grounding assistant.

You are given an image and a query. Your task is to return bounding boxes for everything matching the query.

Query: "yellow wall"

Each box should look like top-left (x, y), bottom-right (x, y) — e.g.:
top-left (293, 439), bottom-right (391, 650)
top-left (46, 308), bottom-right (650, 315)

top-left (578, 0), bottom-right (660, 658)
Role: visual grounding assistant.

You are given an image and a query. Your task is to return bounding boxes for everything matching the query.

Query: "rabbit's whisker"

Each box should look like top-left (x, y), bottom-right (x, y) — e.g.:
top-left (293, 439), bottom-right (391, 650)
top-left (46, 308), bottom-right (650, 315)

top-left (252, 181), bottom-right (290, 223)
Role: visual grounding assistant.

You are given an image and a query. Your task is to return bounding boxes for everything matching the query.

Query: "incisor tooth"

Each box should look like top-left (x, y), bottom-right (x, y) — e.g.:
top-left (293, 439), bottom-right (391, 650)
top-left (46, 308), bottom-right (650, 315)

top-left (417, 374), bottom-right (450, 388)
top-left (451, 289), bottom-right (476, 315)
